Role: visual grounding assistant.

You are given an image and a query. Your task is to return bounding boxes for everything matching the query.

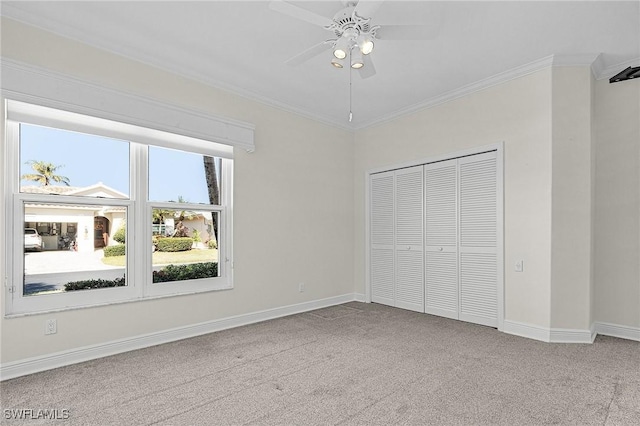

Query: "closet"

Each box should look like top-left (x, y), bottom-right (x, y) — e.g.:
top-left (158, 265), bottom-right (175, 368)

top-left (369, 150), bottom-right (500, 328)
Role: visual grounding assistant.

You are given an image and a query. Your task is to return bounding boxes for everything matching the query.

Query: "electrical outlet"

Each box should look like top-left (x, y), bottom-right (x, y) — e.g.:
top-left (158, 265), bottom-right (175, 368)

top-left (298, 282), bottom-right (305, 293)
top-left (45, 319), bottom-right (57, 335)
top-left (515, 260), bottom-right (524, 272)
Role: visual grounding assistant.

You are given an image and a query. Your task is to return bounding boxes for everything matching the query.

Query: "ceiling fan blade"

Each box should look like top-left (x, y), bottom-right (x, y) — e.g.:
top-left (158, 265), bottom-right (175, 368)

top-left (358, 55), bottom-right (376, 79)
top-left (375, 25), bottom-right (439, 40)
top-left (285, 41), bottom-right (332, 67)
top-left (269, 0), bottom-right (334, 28)
top-left (353, 0), bottom-right (384, 19)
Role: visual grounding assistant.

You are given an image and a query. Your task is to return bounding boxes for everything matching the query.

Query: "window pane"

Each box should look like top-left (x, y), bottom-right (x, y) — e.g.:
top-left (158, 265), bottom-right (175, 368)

top-left (151, 209), bottom-right (219, 283)
top-left (149, 146), bottom-right (220, 205)
top-left (20, 124), bottom-right (129, 198)
top-left (23, 203), bottom-right (127, 296)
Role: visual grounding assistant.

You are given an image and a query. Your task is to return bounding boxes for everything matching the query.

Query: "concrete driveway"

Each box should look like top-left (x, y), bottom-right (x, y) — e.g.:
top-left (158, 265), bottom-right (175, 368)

top-left (24, 250), bottom-right (124, 295)
top-left (24, 249), bottom-right (120, 274)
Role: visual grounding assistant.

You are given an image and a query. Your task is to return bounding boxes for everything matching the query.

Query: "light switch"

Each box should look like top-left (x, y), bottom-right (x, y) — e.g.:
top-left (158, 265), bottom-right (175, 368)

top-left (515, 260), bottom-right (524, 272)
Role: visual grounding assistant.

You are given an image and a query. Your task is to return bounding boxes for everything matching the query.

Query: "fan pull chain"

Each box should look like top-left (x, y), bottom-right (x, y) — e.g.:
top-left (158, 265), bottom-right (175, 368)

top-left (349, 49), bottom-right (353, 122)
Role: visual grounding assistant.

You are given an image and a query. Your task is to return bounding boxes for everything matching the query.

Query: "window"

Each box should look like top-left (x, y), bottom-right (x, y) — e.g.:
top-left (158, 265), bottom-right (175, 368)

top-left (147, 147), bottom-right (226, 295)
top-left (4, 101), bottom-right (233, 315)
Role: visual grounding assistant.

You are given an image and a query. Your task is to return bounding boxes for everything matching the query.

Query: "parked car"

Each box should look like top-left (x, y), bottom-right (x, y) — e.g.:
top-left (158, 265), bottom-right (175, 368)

top-left (24, 228), bottom-right (43, 251)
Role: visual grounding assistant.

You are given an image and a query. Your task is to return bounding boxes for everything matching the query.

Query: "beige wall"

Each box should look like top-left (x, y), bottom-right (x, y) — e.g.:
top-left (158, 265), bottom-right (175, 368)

top-left (0, 19), bottom-right (355, 363)
top-left (354, 70), bottom-right (554, 329)
top-left (594, 76), bottom-right (640, 329)
top-left (550, 66), bottom-right (594, 330)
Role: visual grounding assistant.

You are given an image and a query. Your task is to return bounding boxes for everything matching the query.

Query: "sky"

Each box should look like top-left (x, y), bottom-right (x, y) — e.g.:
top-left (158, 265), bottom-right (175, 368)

top-left (20, 124), bottom-right (217, 204)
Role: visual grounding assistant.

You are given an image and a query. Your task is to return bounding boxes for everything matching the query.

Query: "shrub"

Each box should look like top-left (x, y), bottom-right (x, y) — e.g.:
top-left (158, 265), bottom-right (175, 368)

top-left (192, 229), bottom-right (201, 243)
top-left (65, 276), bottom-right (126, 291)
top-left (104, 244), bottom-right (126, 257)
top-left (153, 262), bottom-right (218, 283)
top-left (208, 239), bottom-right (218, 249)
top-left (156, 237), bottom-right (193, 252)
top-left (113, 224), bottom-right (126, 244)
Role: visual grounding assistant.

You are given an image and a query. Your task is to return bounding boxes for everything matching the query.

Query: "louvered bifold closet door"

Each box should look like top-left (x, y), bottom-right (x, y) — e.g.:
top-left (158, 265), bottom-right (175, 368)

top-left (394, 166), bottom-right (424, 312)
top-left (370, 171), bottom-right (395, 307)
top-left (424, 159), bottom-right (459, 320)
top-left (458, 151), bottom-right (498, 327)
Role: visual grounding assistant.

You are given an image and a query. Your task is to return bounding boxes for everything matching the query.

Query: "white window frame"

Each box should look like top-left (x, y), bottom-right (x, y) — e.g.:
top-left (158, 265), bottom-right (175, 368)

top-left (144, 164), bottom-right (234, 299)
top-left (3, 100), bottom-right (234, 316)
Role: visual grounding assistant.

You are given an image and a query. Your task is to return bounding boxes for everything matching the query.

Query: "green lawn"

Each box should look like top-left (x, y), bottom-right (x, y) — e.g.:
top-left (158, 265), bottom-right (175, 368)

top-left (101, 249), bottom-right (218, 267)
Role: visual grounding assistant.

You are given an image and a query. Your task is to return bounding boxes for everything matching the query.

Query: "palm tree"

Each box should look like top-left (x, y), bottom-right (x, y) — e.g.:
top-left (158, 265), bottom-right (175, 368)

top-left (21, 160), bottom-right (70, 186)
top-left (203, 156), bottom-right (219, 241)
top-left (152, 207), bottom-right (173, 225)
top-left (175, 196), bottom-right (198, 222)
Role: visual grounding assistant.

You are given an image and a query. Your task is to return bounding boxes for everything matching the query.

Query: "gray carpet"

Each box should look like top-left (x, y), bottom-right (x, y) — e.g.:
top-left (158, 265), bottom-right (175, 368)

top-left (1, 302), bottom-right (639, 425)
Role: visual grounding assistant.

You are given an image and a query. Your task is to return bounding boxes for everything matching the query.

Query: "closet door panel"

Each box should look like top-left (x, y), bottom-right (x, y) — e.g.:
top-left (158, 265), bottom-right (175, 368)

top-left (395, 250), bottom-right (424, 312)
top-left (425, 250), bottom-right (458, 319)
top-left (424, 160), bottom-right (458, 319)
top-left (394, 166), bottom-right (424, 312)
top-left (458, 152), bottom-right (498, 327)
top-left (371, 248), bottom-right (395, 306)
top-left (371, 172), bottom-right (395, 247)
top-left (370, 171), bottom-right (395, 306)
top-left (460, 251), bottom-right (497, 326)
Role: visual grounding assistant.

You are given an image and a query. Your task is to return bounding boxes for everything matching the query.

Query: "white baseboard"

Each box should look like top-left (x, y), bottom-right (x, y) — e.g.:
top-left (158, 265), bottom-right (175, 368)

top-left (4, 301), bottom-right (637, 381)
top-left (503, 320), bottom-right (551, 342)
top-left (504, 319), bottom-right (639, 344)
top-left (353, 292), bottom-right (367, 303)
top-left (595, 321), bottom-right (640, 342)
top-left (0, 293), bottom-right (361, 381)
top-left (503, 320), bottom-right (595, 343)
top-left (549, 325), bottom-right (596, 343)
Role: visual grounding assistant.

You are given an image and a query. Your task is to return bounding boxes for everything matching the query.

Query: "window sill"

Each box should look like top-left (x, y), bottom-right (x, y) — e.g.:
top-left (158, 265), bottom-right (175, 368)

top-left (4, 284), bottom-right (234, 319)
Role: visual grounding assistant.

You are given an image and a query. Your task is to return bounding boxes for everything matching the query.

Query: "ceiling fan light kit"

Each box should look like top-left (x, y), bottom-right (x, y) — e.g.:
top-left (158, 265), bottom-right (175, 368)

top-left (328, 6), bottom-right (378, 70)
top-left (357, 34), bottom-right (374, 55)
top-left (270, 0), bottom-right (437, 122)
top-left (350, 49), bottom-right (364, 69)
top-left (333, 37), bottom-right (350, 59)
top-left (271, 0), bottom-right (435, 76)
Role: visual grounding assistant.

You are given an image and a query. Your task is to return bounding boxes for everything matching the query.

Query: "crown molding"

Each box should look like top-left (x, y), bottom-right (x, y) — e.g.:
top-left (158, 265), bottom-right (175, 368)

top-left (550, 53), bottom-right (640, 81)
top-left (355, 55), bottom-right (556, 129)
top-left (2, 10), bottom-right (640, 132)
top-left (590, 54), bottom-right (607, 79)
top-left (2, 5), bottom-right (636, 132)
top-left (146, 62), bottom-right (354, 132)
top-left (551, 53), bottom-right (601, 67)
top-left (356, 53), bottom-right (631, 130)
top-left (0, 13), bottom-right (355, 132)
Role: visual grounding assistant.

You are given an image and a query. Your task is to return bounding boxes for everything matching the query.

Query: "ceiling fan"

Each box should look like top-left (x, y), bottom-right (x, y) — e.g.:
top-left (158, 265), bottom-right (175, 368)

top-left (269, 0), bottom-right (439, 79)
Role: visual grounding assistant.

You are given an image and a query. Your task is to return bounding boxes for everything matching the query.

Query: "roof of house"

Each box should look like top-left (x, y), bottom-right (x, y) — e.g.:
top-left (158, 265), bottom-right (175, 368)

top-left (21, 185), bottom-right (81, 195)
top-left (21, 182), bottom-right (128, 199)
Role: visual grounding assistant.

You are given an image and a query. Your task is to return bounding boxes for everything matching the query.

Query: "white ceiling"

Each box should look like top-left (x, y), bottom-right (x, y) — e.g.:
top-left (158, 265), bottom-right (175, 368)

top-left (2, 1), bottom-right (639, 129)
